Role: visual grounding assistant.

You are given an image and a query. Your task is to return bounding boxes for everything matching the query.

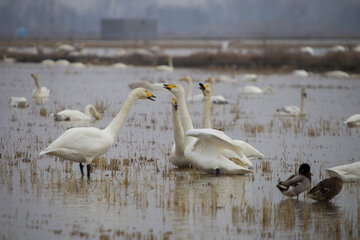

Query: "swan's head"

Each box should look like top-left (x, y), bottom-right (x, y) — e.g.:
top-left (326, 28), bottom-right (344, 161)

top-left (171, 97), bottom-right (178, 110)
top-left (179, 75), bottom-right (191, 83)
top-left (163, 83), bottom-right (184, 97)
top-left (31, 73), bottom-right (38, 80)
top-left (301, 88), bottom-right (307, 98)
top-left (133, 88), bottom-right (156, 101)
top-left (199, 83), bottom-right (211, 96)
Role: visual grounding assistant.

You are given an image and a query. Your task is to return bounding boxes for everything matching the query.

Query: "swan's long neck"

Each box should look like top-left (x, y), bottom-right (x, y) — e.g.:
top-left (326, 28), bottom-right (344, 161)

top-left (34, 78), bottom-right (41, 89)
top-left (263, 86), bottom-right (274, 94)
top-left (172, 104), bottom-right (185, 155)
top-left (104, 91), bottom-right (138, 140)
top-left (176, 91), bottom-right (194, 132)
top-left (85, 105), bottom-right (102, 119)
top-left (300, 93), bottom-right (305, 115)
top-left (202, 94), bottom-right (212, 128)
top-left (169, 56), bottom-right (173, 68)
top-left (185, 80), bottom-right (192, 102)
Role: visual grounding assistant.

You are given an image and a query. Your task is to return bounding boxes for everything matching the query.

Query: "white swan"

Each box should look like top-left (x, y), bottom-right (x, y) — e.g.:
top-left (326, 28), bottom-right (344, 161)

top-left (344, 114), bottom-right (360, 127)
top-left (169, 97), bottom-right (188, 168)
top-left (326, 162), bottom-right (360, 182)
top-left (243, 74), bottom-right (257, 82)
top-left (112, 63), bottom-right (130, 69)
top-left (238, 85), bottom-right (274, 95)
top-left (300, 46), bottom-right (314, 55)
top-left (128, 81), bottom-right (165, 91)
top-left (156, 55), bottom-right (173, 72)
top-left (31, 73), bottom-right (50, 98)
top-left (216, 75), bottom-right (237, 83)
top-left (54, 104), bottom-right (102, 121)
top-left (293, 70), bottom-right (309, 77)
top-left (41, 59), bottom-right (55, 65)
top-left (200, 82), bottom-right (264, 161)
top-left (201, 77), bottom-right (229, 104)
top-left (55, 59), bottom-right (70, 66)
top-left (71, 62), bottom-right (86, 68)
top-left (325, 70), bottom-right (350, 78)
top-left (276, 88), bottom-right (307, 116)
top-left (330, 45), bottom-right (347, 53)
top-left (9, 97), bottom-right (29, 108)
top-left (39, 88), bottom-right (156, 178)
top-left (179, 75), bottom-right (204, 102)
top-left (164, 83), bottom-right (253, 174)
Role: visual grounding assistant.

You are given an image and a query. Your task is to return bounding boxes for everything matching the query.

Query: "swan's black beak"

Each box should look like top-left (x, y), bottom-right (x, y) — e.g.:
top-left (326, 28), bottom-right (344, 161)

top-left (163, 84), bottom-right (175, 90)
top-left (146, 91), bottom-right (156, 101)
top-left (199, 83), bottom-right (207, 91)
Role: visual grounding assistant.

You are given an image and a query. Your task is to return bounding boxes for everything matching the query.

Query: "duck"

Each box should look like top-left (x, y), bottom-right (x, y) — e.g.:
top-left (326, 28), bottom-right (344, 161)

top-left (277, 163), bottom-right (312, 200)
top-left (31, 73), bottom-right (50, 98)
top-left (156, 55), bottom-right (173, 72)
top-left (344, 114), bottom-right (360, 127)
top-left (238, 85), bottom-right (274, 95)
top-left (54, 104), bottom-right (102, 121)
top-left (325, 162), bottom-right (360, 182)
top-left (276, 88), bottom-right (307, 116)
top-left (307, 177), bottom-right (343, 202)
top-left (200, 82), bottom-right (264, 161)
top-left (39, 88), bottom-right (156, 178)
top-left (163, 83), bottom-right (253, 175)
top-left (9, 97), bottom-right (29, 108)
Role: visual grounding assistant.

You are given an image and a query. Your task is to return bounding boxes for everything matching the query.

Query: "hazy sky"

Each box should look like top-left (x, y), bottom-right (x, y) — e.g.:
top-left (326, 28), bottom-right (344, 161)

top-left (1, 0), bottom-right (360, 37)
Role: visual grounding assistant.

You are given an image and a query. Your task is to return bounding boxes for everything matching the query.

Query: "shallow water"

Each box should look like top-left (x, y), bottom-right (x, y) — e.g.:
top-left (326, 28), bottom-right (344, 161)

top-left (0, 63), bottom-right (359, 239)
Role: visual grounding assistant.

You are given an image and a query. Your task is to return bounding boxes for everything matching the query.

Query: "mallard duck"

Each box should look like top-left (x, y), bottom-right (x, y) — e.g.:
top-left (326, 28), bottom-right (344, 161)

top-left (277, 163), bottom-right (312, 200)
top-left (307, 177), bottom-right (343, 202)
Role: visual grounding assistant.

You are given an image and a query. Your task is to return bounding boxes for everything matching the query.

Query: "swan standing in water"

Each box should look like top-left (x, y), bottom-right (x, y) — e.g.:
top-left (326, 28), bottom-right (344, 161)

top-left (179, 75), bottom-right (203, 102)
top-left (156, 55), bottom-right (173, 72)
top-left (200, 82), bottom-right (264, 161)
top-left (164, 83), bottom-right (252, 174)
top-left (9, 97), bottom-right (29, 108)
top-left (238, 85), bottom-right (274, 95)
top-left (276, 88), bottom-right (307, 116)
top-left (277, 163), bottom-right (312, 200)
top-left (54, 104), bottom-right (102, 121)
top-left (344, 114), bottom-right (360, 127)
top-left (325, 162), bottom-right (360, 182)
top-left (39, 88), bottom-right (156, 178)
top-left (31, 73), bottom-right (50, 98)
top-left (200, 76), bottom-right (229, 104)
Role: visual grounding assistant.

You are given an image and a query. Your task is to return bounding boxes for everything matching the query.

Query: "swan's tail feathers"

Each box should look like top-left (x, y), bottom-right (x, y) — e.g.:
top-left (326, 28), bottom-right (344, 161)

top-left (276, 183), bottom-right (288, 192)
top-left (39, 149), bottom-right (50, 156)
top-left (325, 168), bottom-right (340, 178)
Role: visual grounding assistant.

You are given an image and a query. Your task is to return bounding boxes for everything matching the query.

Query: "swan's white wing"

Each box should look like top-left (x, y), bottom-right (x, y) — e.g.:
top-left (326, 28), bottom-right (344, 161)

top-left (277, 105), bottom-right (300, 115)
top-left (233, 140), bottom-right (264, 159)
top-left (55, 110), bottom-right (89, 121)
top-left (344, 114), bottom-right (360, 124)
top-left (326, 162), bottom-right (360, 182)
top-left (40, 127), bottom-right (113, 163)
top-left (186, 128), bottom-right (238, 150)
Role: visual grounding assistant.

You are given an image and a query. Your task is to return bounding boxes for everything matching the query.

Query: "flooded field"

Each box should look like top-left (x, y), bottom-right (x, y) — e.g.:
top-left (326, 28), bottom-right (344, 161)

top-left (0, 62), bottom-right (359, 239)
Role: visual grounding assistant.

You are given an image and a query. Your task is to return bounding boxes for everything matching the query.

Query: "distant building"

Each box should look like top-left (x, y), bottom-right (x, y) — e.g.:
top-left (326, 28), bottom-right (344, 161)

top-left (101, 18), bottom-right (157, 40)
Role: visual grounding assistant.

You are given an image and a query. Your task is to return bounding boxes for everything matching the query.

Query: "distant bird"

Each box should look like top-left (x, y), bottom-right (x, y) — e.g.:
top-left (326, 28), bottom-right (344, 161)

top-left (54, 104), bottom-right (102, 121)
top-left (277, 163), bottom-right (312, 200)
top-left (330, 45), bottom-right (347, 53)
top-left (2, 55), bottom-right (16, 63)
top-left (39, 88), bottom-right (156, 178)
top-left (354, 44), bottom-right (360, 53)
top-left (243, 74), bottom-right (258, 82)
top-left (276, 88), bottom-right (307, 116)
top-left (55, 59), bottom-right (70, 66)
top-left (293, 70), bottom-right (309, 77)
top-left (344, 114), bottom-right (360, 127)
top-left (41, 59), bottom-right (55, 65)
top-left (31, 73), bottom-right (50, 98)
top-left (128, 81), bottom-right (165, 91)
top-left (238, 85), bottom-right (274, 95)
top-left (307, 177), bottom-right (343, 202)
top-left (216, 75), bottom-right (237, 83)
top-left (325, 70), bottom-right (350, 78)
top-left (300, 46), bottom-right (314, 55)
top-left (9, 97), bottom-right (29, 108)
top-left (325, 162), bottom-right (360, 182)
top-left (112, 63), bottom-right (130, 69)
top-left (156, 55), bottom-right (173, 72)
top-left (70, 62), bottom-right (86, 68)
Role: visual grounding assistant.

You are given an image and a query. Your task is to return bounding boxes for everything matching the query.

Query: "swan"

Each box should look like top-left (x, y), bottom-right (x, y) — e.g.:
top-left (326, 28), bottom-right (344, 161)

top-left (202, 76), bottom-right (229, 104)
top-left (39, 88), bottom-right (156, 178)
top-left (200, 82), bottom-right (264, 161)
top-left (293, 70), bottom-right (309, 77)
top-left (2, 55), bottom-right (16, 63)
top-left (54, 104), bottom-right (102, 121)
top-left (112, 63), bottom-right (130, 69)
top-left (156, 55), bottom-right (173, 72)
top-left (325, 70), bottom-right (350, 78)
top-left (330, 45), bottom-right (347, 53)
top-left (277, 163), bottom-right (312, 200)
top-left (238, 85), bottom-right (274, 95)
top-left (216, 75), bottom-right (237, 83)
top-left (128, 81), bottom-right (165, 91)
top-left (307, 177), bottom-right (343, 202)
top-left (55, 59), bottom-right (70, 66)
top-left (325, 162), bottom-right (360, 182)
top-left (300, 46), bottom-right (314, 55)
top-left (354, 44), bottom-right (360, 53)
top-left (169, 97), bottom-right (188, 167)
top-left (179, 75), bottom-right (204, 102)
top-left (243, 74), bottom-right (257, 82)
top-left (31, 73), bottom-right (50, 98)
top-left (276, 88), bottom-right (307, 116)
top-left (344, 114), bottom-right (360, 127)
top-left (41, 59), bottom-right (55, 65)
top-left (71, 62), bottom-right (86, 68)
top-left (9, 97), bottom-right (29, 108)
top-left (163, 83), bottom-right (253, 174)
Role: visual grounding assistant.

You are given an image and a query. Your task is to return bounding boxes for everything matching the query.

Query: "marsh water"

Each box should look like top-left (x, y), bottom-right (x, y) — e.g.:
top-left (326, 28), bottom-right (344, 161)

top-left (0, 62), bottom-right (359, 239)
